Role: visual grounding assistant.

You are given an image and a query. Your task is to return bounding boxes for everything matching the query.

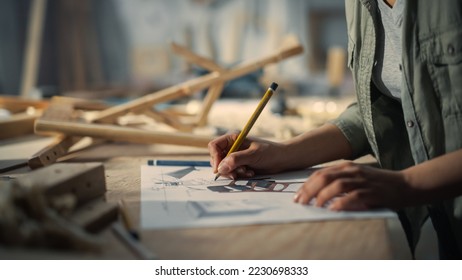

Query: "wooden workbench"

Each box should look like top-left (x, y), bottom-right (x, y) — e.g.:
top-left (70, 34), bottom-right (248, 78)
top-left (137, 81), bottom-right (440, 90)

top-left (0, 137), bottom-right (405, 260)
top-left (67, 142), bottom-right (396, 260)
top-left (0, 93), bottom-right (408, 259)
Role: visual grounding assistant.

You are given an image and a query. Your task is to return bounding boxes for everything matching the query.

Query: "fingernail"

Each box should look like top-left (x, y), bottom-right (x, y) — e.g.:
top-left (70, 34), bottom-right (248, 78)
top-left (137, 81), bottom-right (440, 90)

top-left (293, 193), bottom-right (300, 202)
top-left (217, 160), bottom-right (230, 173)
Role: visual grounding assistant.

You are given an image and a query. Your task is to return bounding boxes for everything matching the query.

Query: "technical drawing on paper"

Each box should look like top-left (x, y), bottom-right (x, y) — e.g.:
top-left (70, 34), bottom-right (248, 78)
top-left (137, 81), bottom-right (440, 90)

top-left (150, 165), bottom-right (303, 193)
top-left (140, 165), bottom-right (396, 230)
top-left (207, 179), bottom-right (303, 193)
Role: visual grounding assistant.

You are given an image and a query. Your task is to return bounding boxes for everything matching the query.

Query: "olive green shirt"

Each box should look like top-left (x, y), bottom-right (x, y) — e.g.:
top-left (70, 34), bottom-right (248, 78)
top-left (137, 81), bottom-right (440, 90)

top-left (330, 0), bottom-right (462, 258)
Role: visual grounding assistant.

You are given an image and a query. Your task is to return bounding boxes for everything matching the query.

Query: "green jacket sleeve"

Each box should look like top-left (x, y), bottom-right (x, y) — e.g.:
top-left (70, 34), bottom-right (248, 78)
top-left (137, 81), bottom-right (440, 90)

top-left (328, 102), bottom-right (372, 159)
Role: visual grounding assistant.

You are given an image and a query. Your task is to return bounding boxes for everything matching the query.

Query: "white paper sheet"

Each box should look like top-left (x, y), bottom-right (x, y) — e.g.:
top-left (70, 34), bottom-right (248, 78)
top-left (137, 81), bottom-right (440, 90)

top-left (140, 165), bottom-right (395, 229)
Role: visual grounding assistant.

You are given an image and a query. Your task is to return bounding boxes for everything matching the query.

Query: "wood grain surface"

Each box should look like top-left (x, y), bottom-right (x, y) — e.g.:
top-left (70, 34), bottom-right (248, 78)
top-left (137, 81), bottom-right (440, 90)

top-left (100, 155), bottom-right (392, 260)
top-left (0, 139), bottom-right (394, 259)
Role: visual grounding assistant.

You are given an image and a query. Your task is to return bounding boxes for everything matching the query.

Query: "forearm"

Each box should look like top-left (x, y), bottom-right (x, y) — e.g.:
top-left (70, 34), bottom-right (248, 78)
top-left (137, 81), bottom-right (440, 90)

top-left (403, 149), bottom-right (462, 204)
top-left (280, 123), bottom-right (353, 170)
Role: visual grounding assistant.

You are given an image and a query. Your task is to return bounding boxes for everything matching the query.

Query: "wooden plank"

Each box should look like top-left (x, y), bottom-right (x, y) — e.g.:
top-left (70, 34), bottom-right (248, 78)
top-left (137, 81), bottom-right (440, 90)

top-left (1, 162), bottom-right (115, 254)
top-left (28, 135), bottom-right (78, 169)
top-left (0, 97), bottom-right (48, 139)
top-left (50, 96), bottom-right (109, 111)
top-left (34, 119), bottom-right (213, 148)
top-left (28, 100), bottom-right (82, 169)
top-left (14, 162), bottom-right (106, 206)
top-left (0, 96), bottom-right (48, 114)
top-left (0, 111), bottom-right (40, 140)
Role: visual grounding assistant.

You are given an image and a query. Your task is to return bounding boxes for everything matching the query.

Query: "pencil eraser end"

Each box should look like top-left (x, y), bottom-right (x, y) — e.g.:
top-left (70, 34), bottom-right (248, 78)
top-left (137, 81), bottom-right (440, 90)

top-left (270, 82), bottom-right (278, 91)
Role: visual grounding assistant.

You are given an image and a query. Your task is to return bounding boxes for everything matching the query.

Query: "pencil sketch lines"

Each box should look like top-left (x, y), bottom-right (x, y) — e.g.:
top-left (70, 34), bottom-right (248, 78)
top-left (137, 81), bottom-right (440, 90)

top-left (207, 179), bottom-right (303, 193)
top-left (187, 200), bottom-right (267, 218)
top-left (150, 166), bottom-right (214, 190)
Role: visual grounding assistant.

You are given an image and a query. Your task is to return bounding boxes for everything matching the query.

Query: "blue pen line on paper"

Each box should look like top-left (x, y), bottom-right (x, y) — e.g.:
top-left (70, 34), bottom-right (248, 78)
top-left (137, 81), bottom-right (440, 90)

top-left (147, 160), bottom-right (211, 167)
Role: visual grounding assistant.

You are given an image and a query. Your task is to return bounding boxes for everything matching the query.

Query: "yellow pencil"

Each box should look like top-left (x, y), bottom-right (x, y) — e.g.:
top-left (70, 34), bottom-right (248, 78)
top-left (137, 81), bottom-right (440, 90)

top-left (214, 82), bottom-right (278, 181)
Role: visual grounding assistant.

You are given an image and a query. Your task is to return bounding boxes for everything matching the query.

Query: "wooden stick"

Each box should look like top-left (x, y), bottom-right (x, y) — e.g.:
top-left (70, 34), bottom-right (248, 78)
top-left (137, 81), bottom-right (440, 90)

top-left (28, 100), bottom-right (88, 169)
top-left (93, 39), bottom-right (303, 124)
top-left (28, 135), bottom-right (78, 169)
top-left (171, 42), bottom-right (223, 72)
top-left (35, 119), bottom-right (213, 147)
top-left (20, 0), bottom-right (47, 98)
top-left (170, 43), bottom-right (226, 127)
top-left (0, 96), bottom-right (47, 140)
top-left (0, 111), bottom-right (42, 140)
top-left (196, 82), bottom-right (224, 127)
top-left (0, 96), bottom-right (48, 114)
top-left (30, 36), bottom-right (303, 166)
top-left (143, 109), bottom-right (194, 132)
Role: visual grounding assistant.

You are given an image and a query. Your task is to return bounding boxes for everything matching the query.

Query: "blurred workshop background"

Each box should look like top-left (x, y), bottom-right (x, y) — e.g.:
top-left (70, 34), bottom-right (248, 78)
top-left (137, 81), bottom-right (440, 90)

top-left (0, 0), bottom-right (349, 94)
top-left (0, 0), bottom-right (356, 137)
top-left (0, 0), bottom-right (439, 260)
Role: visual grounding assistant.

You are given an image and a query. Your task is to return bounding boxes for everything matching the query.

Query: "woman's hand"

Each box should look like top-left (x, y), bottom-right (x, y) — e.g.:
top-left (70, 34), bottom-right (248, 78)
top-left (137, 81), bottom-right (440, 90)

top-left (208, 133), bottom-right (288, 179)
top-left (208, 124), bottom-right (355, 180)
top-left (293, 162), bottom-right (417, 211)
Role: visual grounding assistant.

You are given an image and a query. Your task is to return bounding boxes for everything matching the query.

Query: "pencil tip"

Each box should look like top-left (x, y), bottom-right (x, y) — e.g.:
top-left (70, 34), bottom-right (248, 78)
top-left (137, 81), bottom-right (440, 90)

top-left (214, 174), bottom-right (220, 181)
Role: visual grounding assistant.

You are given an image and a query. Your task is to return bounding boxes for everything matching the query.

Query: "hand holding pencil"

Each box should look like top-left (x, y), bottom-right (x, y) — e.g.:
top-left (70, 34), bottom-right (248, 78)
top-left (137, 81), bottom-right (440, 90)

top-left (209, 82), bottom-right (280, 180)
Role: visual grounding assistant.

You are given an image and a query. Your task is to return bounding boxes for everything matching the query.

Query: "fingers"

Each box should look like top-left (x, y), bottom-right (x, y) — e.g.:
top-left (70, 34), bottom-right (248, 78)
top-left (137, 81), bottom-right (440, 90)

top-left (217, 156), bottom-right (255, 179)
top-left (328, 190), bottom-right (373, 211)
top-left (315, 177), bottom-right (365, 207)
top-left (212, 136), bottom-right (258, 178)
top-left (294, 163), bottom-right (354, 204)
top-left (295, 178), bottom-right (370, 210)
top-left (208, 134), bottom-right (238, 173)
top-left (208, 134), bottom-right (274, 179)
top-left (294, 162), bottom-right (370, 208)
